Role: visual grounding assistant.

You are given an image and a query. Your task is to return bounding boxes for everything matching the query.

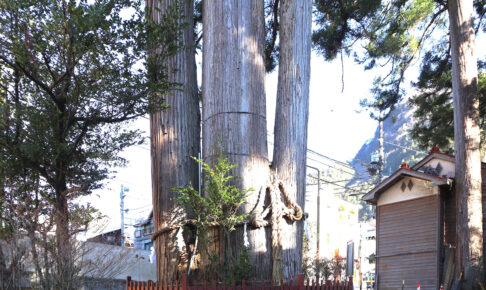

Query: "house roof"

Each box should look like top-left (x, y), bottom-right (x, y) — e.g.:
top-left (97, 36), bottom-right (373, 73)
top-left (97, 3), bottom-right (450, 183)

top-left (362, 163), bottom-right (451, 204)
top-left (364, 145), bottom-right (486, 204)
top-left (411, 145), bottom-right (455, 171)
top-left (411, 145), bottom-right (486, 170)
top-left (134, 211), bottom-right (153, 227)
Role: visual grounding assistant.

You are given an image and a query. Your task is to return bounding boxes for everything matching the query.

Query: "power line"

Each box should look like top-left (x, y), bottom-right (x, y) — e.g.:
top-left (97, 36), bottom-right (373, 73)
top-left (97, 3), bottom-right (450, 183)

top-left (134, 145), bottom-right (150, 151)
top-left (382, 140), bottom-right (427, 154)
top-left (117, 179), bottom-right (150, 188)
top-left (307, 148), bottom-right (354, 169)
top-left (126, 204), bottom-right (152, 211)
top-left (307, 175), bottom-right (368, 195)
top-left (307, 157), bottom-right (355, 175)
top-left (267, 131), bottom-right (354, 170)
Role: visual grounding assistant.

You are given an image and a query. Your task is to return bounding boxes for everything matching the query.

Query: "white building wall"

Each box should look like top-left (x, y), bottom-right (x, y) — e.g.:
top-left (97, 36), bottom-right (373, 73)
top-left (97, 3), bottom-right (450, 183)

top-left (305, 184), bottom-right (359, 259)
top-left (377, 177), bottom-right (437, 206)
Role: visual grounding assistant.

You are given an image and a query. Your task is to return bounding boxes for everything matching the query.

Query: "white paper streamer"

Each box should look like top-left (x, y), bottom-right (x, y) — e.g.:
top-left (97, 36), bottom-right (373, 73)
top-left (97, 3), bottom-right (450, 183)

top-left (176, 226), bottom-right (185, 253)
top-left (304, 217), bottom-right (310, 241)
top-left (149, 246), bottom-right (155, 264)
top-left (243, 222), bottom-right (249, 247)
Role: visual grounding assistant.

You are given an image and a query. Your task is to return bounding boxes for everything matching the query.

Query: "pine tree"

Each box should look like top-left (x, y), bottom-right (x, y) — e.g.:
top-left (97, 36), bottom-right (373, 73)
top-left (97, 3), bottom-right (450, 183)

top-left (313, 0), bottom-right (486, 286)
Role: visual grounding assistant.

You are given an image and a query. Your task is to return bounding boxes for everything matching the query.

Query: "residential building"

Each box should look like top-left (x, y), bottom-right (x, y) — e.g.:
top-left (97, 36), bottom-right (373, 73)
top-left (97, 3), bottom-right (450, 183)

top-left (363, 145), bottom-right (485, 289)
top-left (87, 228), bottom-right (122, 246)
top-left (134, 211), bottom-right (154, 250)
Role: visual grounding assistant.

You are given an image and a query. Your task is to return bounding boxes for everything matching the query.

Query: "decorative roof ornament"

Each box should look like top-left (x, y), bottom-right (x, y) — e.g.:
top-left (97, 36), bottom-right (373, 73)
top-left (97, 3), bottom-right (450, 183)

top-left (435, 162), bottom-right (443, 175)
top-left (401, 182), bottom-right (407, 192)
top-left (430, 144), bottom-right (442, 154)
top-left (407, 179), bottom-right (414, 190)
top-left (400, 163), bottom-right (410, 170)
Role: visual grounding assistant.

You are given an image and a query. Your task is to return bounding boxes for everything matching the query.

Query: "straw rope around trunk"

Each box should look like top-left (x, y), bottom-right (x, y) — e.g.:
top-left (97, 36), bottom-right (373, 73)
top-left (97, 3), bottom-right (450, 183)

top-left (151, 180), bottom-right (303, 283)
top-left (249, 180), bottom-right (303, 283)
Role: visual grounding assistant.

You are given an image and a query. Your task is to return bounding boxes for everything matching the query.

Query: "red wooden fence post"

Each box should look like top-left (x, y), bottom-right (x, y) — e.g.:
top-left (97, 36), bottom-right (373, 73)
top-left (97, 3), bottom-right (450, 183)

top-left (182, 275), bottom-right (187, 290)
top-left (124, 275), bottom-right (358, 290)
top-left (127, 276), bottom-right (132, 289)
top-left (325, 280), bottom-right (330, 290)
top-left (297, 274), bottom-right (304, 290)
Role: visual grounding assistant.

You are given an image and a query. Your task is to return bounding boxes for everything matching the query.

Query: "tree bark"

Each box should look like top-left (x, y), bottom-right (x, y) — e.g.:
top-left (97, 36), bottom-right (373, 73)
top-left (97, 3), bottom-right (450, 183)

top-left (0, 241), bottom-right (9, 289)
top-left (148, 0), bottom-right (200, 282)
top-left (202, 0), bottom-right (271, 280)
top-left (54, 181), bottom-right (74, 288)
top-left (448, 0), bottom-right (484, 287)
top-left (272, 0), bottom-right (311, 281)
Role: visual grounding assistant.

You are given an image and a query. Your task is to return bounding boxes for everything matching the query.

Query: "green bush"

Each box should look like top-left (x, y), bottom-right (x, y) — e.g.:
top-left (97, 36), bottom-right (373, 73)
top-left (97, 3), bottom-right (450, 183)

top-left (173, 153), bottom-right (251, 233)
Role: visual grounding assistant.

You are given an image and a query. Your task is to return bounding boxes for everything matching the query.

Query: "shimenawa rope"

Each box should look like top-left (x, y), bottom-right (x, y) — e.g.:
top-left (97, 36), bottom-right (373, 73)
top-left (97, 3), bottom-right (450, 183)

top-left (151, 180), bottom-right (303, 283)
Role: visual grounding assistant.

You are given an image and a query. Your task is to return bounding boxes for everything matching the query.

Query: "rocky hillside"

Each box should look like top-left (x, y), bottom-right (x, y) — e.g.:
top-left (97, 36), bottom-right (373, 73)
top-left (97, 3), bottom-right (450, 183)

top-left (350, 101), bottom-right (428, 185)
top-left (348, 101), bottom-right (428, 220)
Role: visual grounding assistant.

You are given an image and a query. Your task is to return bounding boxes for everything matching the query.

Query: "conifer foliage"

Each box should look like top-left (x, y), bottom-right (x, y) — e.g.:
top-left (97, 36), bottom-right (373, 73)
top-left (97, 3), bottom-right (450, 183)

top-left (0, 0), bottom-right (182, 287)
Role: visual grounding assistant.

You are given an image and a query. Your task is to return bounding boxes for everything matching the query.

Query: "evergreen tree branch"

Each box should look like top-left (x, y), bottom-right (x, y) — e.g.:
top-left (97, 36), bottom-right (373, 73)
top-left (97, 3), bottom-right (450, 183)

top-left (0, 54), bottom-right (59, 105)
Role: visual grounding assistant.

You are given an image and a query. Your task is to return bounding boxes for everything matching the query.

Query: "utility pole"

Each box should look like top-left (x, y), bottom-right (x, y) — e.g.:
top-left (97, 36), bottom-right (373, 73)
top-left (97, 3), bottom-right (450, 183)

top-left (378, 118), bottom-right (384, 182)
top-left (120, 184), bottom-right (129, 247)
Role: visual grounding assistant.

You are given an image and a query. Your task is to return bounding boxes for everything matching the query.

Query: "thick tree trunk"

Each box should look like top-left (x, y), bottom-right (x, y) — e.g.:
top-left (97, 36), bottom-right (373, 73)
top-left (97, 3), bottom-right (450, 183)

top-left (272, 0), bottom-right (311, 281)
top-left (0, 241), bottom-right (9, 289)
top-left (148, 0), bottom-right (199, 282)
top-left (448, 0), bottom-right (484, 287)
top-left (54, 183), bottom-right (74, 288)
top-left (202, 0), bottom-right (271, 280)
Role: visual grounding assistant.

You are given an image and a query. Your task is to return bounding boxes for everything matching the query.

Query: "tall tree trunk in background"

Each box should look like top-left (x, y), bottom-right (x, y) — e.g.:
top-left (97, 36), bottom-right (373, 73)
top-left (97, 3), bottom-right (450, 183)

top-left (54, 178), bottom-right (73, 288)
top-left (202, 0), bottom-right (271, 279)
top-left (378, 118), bottom-right (384, 182)
top-left (272, 0), bottom-right (311, 281)
top-left (448, 0), bottom-right (484, 287)
top-left (148, 0), bottom-right (199, 282)
top-left (0, 241), bottom-right (9, 289)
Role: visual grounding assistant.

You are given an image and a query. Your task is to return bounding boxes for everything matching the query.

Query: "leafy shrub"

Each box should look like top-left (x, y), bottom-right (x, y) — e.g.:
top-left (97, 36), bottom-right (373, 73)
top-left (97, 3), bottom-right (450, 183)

top-left (173, 153), bottom-right (251, 233)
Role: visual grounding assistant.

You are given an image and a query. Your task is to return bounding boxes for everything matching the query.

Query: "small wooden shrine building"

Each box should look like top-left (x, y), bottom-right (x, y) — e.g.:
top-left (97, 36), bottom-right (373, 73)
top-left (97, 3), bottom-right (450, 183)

top-left (363, 146), bottom-right (486, 289)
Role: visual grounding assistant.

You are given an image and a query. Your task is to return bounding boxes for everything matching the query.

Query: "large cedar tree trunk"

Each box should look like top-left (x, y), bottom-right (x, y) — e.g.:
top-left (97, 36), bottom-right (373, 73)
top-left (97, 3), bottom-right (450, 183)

top-left (148, 0), bottom-right (199, 282)
top-left (271, 0), bottom-right (311, 280)
top-left (448, 0), bottom-right (484, 286)
top-left (202, 0), bottom-right (272, 280)
top-left (202, 0), bottom-right (311, 281)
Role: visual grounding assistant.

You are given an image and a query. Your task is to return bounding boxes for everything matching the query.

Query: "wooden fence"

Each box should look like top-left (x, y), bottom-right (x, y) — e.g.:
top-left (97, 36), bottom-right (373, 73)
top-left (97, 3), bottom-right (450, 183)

top-left (126, 275), bottom-right (353, 290)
